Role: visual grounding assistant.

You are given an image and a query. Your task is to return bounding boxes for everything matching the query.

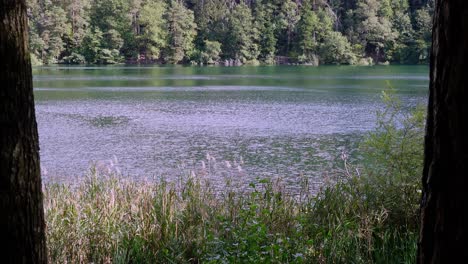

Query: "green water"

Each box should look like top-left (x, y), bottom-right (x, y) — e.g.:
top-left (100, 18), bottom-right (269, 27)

top-left (33, 65), bottom-right (428, 187)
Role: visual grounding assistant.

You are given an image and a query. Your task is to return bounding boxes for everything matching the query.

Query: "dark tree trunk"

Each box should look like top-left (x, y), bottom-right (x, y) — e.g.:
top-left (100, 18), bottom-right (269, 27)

top-left (0, 0), bottom-right (47, 263)
top-left (418, 1), bottom-right (468, 263)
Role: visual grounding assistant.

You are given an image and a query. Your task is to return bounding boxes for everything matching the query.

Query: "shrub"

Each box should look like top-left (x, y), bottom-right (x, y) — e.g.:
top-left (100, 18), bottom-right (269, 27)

top-left (201, 40), bottom-right (222, 65)
top-left (319, 31), bottom-right (357, 65)
top-left (61, 52), bottom-right (86, 64)
top-left (305, 88), bottom-right (424, 263)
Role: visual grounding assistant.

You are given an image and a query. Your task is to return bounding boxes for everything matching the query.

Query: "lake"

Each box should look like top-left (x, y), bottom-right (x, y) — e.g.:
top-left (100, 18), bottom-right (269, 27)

top-left (33, 65), bottom-right (428, 188)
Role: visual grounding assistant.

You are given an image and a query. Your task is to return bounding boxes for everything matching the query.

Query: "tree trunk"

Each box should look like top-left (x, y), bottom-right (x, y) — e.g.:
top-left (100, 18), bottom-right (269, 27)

top-left (0, 0), bottom-right (47, 263)
top-left (418, 1), bottom-right (468, 263)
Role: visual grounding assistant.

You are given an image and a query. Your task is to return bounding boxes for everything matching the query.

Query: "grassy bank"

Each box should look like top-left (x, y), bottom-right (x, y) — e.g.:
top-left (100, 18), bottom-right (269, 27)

top-left (44, 92), bottom-right (424, 263)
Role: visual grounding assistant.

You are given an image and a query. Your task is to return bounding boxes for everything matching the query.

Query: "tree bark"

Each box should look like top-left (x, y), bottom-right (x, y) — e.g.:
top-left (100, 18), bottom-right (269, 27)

top-left (418, 1), bottom-right (468, 263)
top-left (0, 0), bottom-right (47, 263)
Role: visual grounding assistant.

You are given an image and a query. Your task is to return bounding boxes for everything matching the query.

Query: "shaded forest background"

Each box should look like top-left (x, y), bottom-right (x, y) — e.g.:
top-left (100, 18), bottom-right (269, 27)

top-left (27, 0), bottom-right (433, 65)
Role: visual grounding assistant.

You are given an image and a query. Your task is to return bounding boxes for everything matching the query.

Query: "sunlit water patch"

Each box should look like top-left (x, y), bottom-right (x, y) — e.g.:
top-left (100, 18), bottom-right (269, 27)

top-left (33, 65), bottom-right (428, 190)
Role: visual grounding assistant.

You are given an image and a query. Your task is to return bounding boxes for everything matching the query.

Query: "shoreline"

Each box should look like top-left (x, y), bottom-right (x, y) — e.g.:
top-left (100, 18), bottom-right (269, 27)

top-left (32, 61), bottom-right (430, 68)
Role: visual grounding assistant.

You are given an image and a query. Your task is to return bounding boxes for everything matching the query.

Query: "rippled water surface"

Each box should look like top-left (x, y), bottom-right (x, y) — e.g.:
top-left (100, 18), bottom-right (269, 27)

top-left (33, 65), bottom-right (428, 186)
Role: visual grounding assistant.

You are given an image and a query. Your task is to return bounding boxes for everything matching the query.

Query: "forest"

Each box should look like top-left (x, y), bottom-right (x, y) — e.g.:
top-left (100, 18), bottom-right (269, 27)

top-left (27, 0), bottom-right (433, 66)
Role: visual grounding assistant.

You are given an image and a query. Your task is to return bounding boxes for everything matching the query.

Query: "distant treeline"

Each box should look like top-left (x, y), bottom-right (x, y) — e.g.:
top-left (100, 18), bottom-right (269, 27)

top-left (27, 0), bottom-right (433, 66)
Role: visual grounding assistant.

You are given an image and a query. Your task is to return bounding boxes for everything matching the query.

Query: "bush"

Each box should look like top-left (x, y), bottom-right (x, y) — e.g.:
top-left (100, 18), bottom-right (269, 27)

top-left (319, 31), bottom-right (357, 65)
top-left (306, 88), bottom-right (424, 262)
top-left (96, 49), bottom-right (123, 64)
top-left (201, 40), bottom-right (222, 65)
top-left (30, 53), bottom-right (43, 66)
top-left (61, 52), bottom-right (86, 64)
top-left (298, 54), bottom-right (319, 66)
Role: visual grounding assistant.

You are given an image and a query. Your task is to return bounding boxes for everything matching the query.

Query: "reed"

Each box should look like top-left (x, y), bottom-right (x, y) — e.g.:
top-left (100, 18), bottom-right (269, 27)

top-left (44, 162), bottom-right (419, 263)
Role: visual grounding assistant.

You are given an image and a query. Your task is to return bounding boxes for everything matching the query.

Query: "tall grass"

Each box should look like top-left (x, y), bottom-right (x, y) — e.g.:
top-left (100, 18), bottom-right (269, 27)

top-left (44, 91), bottom-right (424, 263)
top-left (45, 170), bottom-right (310, 263)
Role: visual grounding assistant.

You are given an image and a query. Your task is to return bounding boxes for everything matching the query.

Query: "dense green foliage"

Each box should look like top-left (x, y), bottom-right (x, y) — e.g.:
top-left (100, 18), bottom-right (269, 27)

top-left (27, 0), bottom-right (433, 65)
top-left (45, 93), bottom-right (424, 263)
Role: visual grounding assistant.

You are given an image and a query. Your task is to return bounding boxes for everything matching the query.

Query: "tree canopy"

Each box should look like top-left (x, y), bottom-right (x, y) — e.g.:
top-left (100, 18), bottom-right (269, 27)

top-left (26, 0), bottom-right (433, 65)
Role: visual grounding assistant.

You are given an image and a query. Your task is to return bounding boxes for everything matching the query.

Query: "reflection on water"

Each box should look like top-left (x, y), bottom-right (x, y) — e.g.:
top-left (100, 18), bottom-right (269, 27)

top-left (34, 65), bottom-right (428, 189)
